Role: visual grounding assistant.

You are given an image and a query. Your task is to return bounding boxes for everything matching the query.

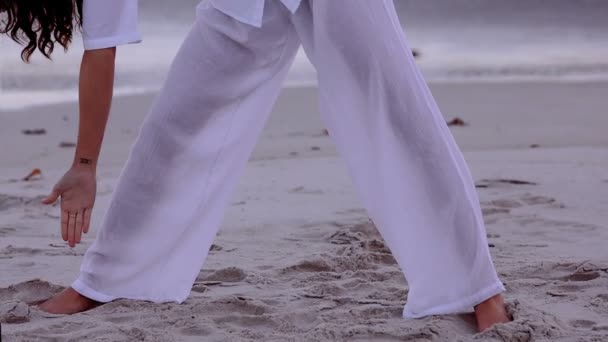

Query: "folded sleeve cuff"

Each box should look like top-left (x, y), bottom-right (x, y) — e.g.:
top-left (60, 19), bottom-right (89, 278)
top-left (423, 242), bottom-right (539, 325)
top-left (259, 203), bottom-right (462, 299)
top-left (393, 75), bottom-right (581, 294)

top-left (83, 32), bottom-right (142, 50)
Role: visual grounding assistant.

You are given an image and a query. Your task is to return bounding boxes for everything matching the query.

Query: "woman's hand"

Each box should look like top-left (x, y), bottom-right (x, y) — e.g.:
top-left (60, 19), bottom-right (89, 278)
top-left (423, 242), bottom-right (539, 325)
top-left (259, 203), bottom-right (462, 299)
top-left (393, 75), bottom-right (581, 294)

top-left (39, 48), bottom-right (116, 247)
top-left (42, 167), bottom-right (97, 247)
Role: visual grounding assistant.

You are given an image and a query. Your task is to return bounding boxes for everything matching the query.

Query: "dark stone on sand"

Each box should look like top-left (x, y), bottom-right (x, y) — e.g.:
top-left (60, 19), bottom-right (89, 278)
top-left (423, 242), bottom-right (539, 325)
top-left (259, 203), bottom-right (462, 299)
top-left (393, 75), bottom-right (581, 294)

top-left (311, 146), bottom-right (321, 151)
top-left (447, 118), bottom-right (467, 127)
top-left (476, 179), bottom-right (537, 188)
top-left (530, 144), bottom-right (540, 148)
top-left (497, 179), bottom-right (536, 185)
top-left (289, 186), bottom-right (305, 193)
top-left (412, 49), bottom-right (420, 58)
top-left (209, 244), bottom-right (223, 252)
top-left (312, 130), bottom-right (330, 137)
top-left (22, 129), bottom-right (46, 135)
top-left (59, 142), bottom-right (76, 148)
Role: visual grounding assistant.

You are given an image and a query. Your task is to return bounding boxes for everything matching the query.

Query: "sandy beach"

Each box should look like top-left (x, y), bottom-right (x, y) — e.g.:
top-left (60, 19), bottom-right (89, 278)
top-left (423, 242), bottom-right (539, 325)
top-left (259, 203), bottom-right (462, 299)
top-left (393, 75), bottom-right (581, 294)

top-left (1, 81), bottom-right (607, 341)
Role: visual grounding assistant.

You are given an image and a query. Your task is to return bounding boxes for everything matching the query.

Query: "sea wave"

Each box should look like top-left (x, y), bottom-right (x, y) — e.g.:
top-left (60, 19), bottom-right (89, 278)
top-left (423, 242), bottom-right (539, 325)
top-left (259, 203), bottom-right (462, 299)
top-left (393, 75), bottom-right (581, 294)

top-left (1, 0), bottom-right (607, 111)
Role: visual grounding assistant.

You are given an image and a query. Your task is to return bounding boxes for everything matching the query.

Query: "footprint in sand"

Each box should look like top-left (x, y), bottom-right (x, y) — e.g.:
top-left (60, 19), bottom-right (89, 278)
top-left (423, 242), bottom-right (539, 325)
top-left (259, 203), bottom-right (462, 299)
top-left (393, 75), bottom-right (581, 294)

top-left (0, 194), bottom-right (48, 211)
top-left (335, 208), bottom-right (367, 216)
top-left (489, 199), bottom-right (524, 209)
top-left (302, 283), bottom-right (345, 299)
top-left (2, 244), bottom-right (85, 258)
top-left (103, 314), bottom-right (140, 324)
top-left (590, 294), bottom-right (608, 317)
top-left (355, 270), bottom-right (402, 283)
top-left (481, 194), bottom-right (563, 219)
top-left (569, 319), bottom-right (598, 329)
top-left (0, 226), bottom-right (17, 237)
top-left (202, 296), bottom-right (272, 316)
top-left (593, 294), bottom-right (608, 303)
top-left (281, 259), bottom-right (333, 274)
top-left (335, 245), bottom-right (398, 270)
top-left (180, 325), bottom-right (212, 337)
top-left (548, 262), bottom-right (604, 283)
top-left (255, 265), bottom-right (274, 271)
top-left (520, 194), bottom-right (557, 206)
top-left (355, 305), bottom-right (403, 319)
top-left (197, 267), bottom-right (247, 283)
top-left (481, 207), bottom-right (511, 216)
top-left (327, 230), bottom-right (362, 245)
top-left (191, 283), bottom-right (209, 293)
top-left (0, 280), bottom-right (63, 304)
top-left (0, 281), bottom-right (67, 324)
top-left (0, 194), bottom-right (23, 211)
top-left (550, 283), bottom-right (588, 294)
top-left (347, 221), bottom-right (382, 240)
top-left (516, 218), bottom-right (599, 234)
top-left (0, 301), bottom-right (30, 323)
top-left (354, 239), bottom-right (393, 255)
top-left (288, 186), bottom-right (324, 195)
top-left (326, 220), bottom-right (380, 244)
top-left (560, 271), bottom-right (601, 282)
top-left (44, 321), bottom-right (99, 335)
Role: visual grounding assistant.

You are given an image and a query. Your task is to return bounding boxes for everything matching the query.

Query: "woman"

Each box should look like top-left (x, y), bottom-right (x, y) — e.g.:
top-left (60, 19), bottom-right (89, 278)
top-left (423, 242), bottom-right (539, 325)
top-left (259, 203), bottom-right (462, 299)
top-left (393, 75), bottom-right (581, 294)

top-left (2, 0), bottom-right (510, 332)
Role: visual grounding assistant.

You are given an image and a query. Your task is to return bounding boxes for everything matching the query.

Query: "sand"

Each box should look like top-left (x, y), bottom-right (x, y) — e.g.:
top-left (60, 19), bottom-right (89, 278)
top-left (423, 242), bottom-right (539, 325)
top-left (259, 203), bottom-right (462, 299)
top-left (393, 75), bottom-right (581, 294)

top-left (1, 81), bottom-right (607, 341)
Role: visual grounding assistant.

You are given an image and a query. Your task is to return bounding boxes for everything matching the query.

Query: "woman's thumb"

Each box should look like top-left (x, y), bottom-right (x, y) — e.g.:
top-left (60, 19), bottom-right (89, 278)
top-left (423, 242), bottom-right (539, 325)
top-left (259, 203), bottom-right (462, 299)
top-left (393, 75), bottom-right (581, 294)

top-left (42, 190), bottom-right (60, 205)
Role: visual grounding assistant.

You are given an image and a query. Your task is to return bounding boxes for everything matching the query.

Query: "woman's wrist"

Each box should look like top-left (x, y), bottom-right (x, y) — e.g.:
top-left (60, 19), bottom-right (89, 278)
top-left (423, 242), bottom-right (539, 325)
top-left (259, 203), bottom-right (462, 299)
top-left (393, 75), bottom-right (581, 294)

top-left (71, 156), bottom-right (97, 172)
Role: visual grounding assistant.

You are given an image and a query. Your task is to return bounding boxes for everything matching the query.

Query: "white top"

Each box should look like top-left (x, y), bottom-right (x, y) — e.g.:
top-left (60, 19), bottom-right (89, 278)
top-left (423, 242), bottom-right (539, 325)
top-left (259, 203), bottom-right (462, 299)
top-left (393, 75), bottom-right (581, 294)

top-left (81, 0), bottom-right (303, 50)
top-left (209, 0), bottom-right (302, 27)
top-left (82, 0), bottom-right (142, 50)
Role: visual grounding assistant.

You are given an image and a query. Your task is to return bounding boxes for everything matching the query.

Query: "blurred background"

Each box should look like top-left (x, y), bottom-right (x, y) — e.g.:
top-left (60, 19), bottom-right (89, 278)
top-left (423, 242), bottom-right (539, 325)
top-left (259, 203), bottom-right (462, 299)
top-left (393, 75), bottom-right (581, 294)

top-left (1, 0), bottom-right (607, 111)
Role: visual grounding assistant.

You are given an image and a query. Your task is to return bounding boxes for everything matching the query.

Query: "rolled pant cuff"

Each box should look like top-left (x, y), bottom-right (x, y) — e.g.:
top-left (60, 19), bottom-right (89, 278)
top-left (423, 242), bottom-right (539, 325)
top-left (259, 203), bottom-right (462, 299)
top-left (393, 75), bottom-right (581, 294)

top-left (71, 277), bottom-right (118, 303)
top-left (402, 280), bottom-right (506, 319)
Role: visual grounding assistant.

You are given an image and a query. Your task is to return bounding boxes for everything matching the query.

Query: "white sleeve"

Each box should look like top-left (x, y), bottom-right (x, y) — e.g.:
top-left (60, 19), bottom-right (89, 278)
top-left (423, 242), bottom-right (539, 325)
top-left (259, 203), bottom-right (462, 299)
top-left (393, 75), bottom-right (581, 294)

top-left (82, 0), bottom-right (142, 50)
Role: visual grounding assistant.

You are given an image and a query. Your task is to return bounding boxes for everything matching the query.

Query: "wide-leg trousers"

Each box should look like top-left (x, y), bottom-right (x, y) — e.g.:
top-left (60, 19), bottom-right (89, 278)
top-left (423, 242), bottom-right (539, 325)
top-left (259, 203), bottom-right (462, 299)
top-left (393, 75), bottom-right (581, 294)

top-left (72, 0), bottom-right (505, 318)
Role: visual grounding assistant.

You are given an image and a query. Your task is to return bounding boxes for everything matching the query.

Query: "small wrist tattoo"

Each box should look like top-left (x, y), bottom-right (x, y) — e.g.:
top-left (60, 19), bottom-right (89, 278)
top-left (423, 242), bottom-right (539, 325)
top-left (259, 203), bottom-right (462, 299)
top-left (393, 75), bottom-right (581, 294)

top-left (79, 158), bottom-right (93, 165)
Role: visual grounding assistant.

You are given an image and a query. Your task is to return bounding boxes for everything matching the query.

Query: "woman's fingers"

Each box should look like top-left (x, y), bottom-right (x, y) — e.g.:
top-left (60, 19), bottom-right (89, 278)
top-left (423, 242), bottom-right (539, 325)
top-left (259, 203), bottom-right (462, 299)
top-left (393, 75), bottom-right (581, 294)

top-left (61, 210), bottom-right (69, 242)
top-left (83, 208), bottom-right (92, 234)
top-left (42, 190), bottom-right (60, 205)
top-left (61, 208), bottom-right (88, 246)
top-left (68, 211), bottom-right (77, 247)
top-left (75, 209), bottom-right (84, 244)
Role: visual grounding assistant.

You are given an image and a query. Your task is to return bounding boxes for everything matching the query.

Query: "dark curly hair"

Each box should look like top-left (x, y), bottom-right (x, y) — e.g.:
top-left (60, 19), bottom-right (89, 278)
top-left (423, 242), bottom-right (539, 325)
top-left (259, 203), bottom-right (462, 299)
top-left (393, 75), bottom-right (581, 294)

top-left (0, 0), bottom-right (83, 62)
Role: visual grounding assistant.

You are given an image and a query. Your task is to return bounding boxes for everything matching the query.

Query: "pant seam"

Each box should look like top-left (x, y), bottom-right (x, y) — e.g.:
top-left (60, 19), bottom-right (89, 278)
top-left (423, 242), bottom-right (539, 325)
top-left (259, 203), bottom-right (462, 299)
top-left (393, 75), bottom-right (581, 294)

top-left (190, 9), bottom-right (295, 220)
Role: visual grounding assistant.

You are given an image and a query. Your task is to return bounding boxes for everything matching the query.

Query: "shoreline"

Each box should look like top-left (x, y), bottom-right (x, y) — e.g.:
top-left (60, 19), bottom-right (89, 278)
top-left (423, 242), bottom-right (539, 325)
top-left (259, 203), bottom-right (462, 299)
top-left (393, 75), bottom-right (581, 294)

top-left (3, 78), bottom-right (608, 113)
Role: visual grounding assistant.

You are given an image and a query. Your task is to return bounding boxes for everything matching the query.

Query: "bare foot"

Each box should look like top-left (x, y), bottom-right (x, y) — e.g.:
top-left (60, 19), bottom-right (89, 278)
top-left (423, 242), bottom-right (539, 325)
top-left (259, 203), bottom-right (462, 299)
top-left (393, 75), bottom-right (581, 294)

top-left (38, 287), bottom-right (102, 314)
top-left (474, 294), bottom-right (511, 332)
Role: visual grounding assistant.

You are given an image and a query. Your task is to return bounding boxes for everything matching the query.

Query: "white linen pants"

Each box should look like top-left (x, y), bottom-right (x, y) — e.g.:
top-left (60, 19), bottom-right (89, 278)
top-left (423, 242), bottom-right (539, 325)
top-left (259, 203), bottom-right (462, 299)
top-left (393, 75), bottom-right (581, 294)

top-left (72, 0), bottom-right (505, 318)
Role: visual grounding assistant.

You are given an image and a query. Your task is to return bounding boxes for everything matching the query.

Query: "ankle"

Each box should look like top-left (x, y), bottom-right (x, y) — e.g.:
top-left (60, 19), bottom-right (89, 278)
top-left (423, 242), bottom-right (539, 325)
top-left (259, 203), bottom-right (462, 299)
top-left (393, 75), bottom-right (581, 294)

top-left (475, 294), bottom-right (504, 310)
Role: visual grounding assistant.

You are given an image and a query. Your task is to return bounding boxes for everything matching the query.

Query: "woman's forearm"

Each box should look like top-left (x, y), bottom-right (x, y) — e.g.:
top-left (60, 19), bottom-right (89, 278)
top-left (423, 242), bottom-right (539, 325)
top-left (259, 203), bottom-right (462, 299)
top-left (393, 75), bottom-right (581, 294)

top-left (72, 48), bottom-right (117, 171)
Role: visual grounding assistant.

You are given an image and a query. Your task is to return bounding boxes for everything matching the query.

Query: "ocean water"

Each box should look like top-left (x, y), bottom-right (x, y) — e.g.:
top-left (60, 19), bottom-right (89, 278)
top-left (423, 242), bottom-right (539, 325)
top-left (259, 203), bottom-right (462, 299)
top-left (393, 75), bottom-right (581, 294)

top-left (1, 0), bottom-right (607, 110)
